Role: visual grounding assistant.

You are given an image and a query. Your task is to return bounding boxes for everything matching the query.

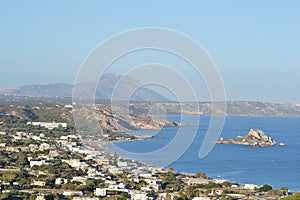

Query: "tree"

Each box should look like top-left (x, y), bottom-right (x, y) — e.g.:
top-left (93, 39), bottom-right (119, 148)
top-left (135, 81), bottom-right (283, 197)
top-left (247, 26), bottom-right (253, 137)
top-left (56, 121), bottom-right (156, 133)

top-left (195, 172), bottom-right (207, 179)
top-left (222, 181), bottom-right (231, 188)
top-left (166, 193), bottom-right (172, 200)
top-left (258, 184), bottom-right (272, 192)
top-left (185, 186), bottom-right (197, 199)
top-left (117, 193), bottom-right (129, 200)
top-left (280, 186), bottom-right (289, 193)
top-left (16, 152), bottom-right (29, 167)
top-left (222, 191), bottom-right (226, 200)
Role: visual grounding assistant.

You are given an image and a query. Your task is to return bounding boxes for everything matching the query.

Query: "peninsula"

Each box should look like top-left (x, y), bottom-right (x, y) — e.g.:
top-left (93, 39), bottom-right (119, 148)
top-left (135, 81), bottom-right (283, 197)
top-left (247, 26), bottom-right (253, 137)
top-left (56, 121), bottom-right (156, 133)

top-left (217, 129), bottom-right (277, 146)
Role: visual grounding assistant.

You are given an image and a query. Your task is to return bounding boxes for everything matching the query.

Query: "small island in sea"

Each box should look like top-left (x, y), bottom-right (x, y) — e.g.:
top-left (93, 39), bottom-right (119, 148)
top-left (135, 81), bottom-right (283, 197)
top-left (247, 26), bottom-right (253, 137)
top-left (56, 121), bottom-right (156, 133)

top-left (217, 129), bottom-right (277, 146)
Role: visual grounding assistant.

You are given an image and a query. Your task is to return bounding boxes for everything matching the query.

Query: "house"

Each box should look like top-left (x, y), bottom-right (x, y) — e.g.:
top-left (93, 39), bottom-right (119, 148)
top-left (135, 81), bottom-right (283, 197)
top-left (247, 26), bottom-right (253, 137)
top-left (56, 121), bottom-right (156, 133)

top-left (31, 180), bottom-right (46, 187)
top-left (192, 197), bottom-right (210, 200)
top-left (16, 131), bottom-right (27, 137)
top-left (139, 172), bottom-right (152, 178)
top-left (65, 104), bottom-right (73, 109)
top-left (39, 143), bottom-right (51, 150)
top-left (30, 160), bottom-right (47, 168)
top-left (71, 176), bottom-right (88, 185)
top-left (211, 188), bottom-right (223, 196)
top-left (27, 122), bottom-right (67, 129)
top-left (97, 158), bottom-right (109, 166)
top-left (117, 162), bottom-right (128, 168)
top-left (158, 193), bottom-right (175, 200)
top-left (55, 178), bottom-right (68, 185)
top-left (140, 186), bottom-right (152, 191)
top-left (227, 194), bottom-right (246, 199)
top-left (63, 159), bottom-right (80, 168)
top-left (31, 135), bottom-right (42, 141)
top-left (244, 184), bottom-right (258, 190)
top-left (29, 144), bottom-right (39, 150)
top-left (73, 197), bottom-right (99, 200)
top-left (63, 159), bottom-right (89, 170)
top-left (131, 193), bottom-right (148, 200)
top-left (12, 182), bottom-right (20, 189)
top-left (60, 136), bottom-right (69, 140)
top-left (12, 135), bottom-right (22, 140)
top-left (182, 177), bottom-right (210, 186)
top-left (108, 167), bottom-right (121, 174)
top-left (63, 191), bottom-right (83, 196)
top-left (144, 179), bottom-right (162, 191)
top-left (94, 188), bottom-right (107, 197)
top-left (36, 193), bottom-right (46, 200)
top-left (214, 179), bottom-right (230, 184)
top-left (49, 150), bottom-right (60, 157)
top-left (5, 146), bottom-right (20, 152)
top-left (67, 134), bottom-right (79, 139)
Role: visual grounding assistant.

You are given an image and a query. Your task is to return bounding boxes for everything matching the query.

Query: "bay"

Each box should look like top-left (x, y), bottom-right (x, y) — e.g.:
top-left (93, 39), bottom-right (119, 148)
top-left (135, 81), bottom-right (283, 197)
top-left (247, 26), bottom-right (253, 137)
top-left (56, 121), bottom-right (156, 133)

top-left (106, 116), bottom-right (300, 192)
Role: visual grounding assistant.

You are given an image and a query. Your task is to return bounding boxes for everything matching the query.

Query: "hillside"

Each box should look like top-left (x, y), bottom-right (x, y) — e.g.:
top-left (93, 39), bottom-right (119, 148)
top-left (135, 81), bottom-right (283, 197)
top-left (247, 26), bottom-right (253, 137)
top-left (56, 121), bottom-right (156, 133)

top-left (128, 101), bottom-right (300, 117)
top-left (1, 98), bottom-right (300, 118)
top-left (0, 103), bottom-right (175, 133)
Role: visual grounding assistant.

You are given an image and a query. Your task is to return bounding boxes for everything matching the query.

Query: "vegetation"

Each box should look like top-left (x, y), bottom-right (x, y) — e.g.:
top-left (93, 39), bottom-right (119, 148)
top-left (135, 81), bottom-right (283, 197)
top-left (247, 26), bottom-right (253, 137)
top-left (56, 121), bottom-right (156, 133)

top-left (281, 192), bottom-right (300, 200)
top-left (256, 184), bottom-right (273, 192)
top-left (195, 172), bottom-right (207, 179)
top-left (0, 101), bottom-right (297, 200)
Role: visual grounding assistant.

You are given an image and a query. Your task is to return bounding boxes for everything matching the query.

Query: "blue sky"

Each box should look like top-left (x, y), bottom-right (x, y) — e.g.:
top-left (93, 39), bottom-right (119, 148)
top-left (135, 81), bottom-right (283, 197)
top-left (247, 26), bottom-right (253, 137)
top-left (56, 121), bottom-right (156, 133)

top-left (0, 1), bottom-right (299, 103)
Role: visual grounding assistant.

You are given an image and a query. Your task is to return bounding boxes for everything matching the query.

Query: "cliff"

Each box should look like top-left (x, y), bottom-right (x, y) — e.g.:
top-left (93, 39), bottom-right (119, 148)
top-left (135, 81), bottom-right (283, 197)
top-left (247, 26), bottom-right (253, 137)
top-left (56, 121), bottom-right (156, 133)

top-left (217, 129), bottom-right (277, 146)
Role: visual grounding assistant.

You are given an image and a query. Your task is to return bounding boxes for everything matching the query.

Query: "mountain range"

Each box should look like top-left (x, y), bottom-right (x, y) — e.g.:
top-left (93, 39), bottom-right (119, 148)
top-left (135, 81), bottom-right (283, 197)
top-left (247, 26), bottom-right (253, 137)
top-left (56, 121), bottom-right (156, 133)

top-left (0, 73), bottom-right (168, 101)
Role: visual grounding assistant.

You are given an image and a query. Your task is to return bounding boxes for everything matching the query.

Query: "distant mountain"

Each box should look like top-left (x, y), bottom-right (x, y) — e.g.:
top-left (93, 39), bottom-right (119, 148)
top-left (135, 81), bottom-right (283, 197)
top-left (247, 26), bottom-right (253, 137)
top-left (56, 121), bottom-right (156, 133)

top-left (0, 83), bottom-right (73, 98)
top-left (0, 73), bottom-right (169, 101)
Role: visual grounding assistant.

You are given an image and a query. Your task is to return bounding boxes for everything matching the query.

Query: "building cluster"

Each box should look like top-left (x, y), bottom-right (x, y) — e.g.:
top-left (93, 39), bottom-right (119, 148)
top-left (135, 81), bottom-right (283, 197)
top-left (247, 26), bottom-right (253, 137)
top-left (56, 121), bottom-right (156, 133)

top-left (27, 121), bottom-right (67, 129)
top-left (0, 120), bottom-right (292, 200)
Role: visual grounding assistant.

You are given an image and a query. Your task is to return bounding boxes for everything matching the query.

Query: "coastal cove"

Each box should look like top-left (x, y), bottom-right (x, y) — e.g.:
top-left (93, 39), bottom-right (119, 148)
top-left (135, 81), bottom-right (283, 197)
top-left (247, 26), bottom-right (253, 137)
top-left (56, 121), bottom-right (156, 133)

top-left (106, 116), bottom-right (300, 192)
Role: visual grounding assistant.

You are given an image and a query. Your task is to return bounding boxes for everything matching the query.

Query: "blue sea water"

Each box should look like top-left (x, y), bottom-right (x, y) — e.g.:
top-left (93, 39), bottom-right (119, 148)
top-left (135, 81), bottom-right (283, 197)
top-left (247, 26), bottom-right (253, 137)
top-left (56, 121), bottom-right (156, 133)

top-left (106, 116), bottom-right (300, 192)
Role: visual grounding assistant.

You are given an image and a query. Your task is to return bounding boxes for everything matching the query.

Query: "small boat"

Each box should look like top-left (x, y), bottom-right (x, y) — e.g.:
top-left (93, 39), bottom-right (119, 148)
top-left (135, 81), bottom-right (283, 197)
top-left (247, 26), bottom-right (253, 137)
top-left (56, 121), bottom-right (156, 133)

top-left (279, 143), bottom-right (286, 146)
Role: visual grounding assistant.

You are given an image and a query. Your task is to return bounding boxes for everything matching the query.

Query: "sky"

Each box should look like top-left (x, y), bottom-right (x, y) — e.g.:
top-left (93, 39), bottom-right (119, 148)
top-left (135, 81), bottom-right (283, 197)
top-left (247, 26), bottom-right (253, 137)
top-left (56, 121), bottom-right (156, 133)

top-left (0, 1), bottom-right (299, 103)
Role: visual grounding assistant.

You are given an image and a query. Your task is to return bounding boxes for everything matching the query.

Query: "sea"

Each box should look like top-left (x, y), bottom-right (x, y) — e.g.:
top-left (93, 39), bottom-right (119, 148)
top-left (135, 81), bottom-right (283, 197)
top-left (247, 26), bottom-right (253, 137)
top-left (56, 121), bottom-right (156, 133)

top-left (106, 116), bottom-right (300, 192)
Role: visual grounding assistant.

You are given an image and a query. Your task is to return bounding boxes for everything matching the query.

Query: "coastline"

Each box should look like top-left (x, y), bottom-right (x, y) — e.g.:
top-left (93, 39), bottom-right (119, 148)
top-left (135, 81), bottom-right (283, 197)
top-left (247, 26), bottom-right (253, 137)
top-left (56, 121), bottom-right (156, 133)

top-left (81, 116), bottom-right (300, 193)
top-left (83, 132), bottom-right (239, 187)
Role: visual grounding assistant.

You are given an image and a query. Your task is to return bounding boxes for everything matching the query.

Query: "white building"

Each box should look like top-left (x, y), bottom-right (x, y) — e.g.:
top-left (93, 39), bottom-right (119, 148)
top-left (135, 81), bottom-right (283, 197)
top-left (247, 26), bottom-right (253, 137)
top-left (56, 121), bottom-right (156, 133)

top-left (94, 188), bottom-right (106, 197)
top-left (0, 131), bottom-right (7, 135)
top-left (39, 143), bottom-right (51, 150)
top-left (30, 160), bottom-right (47, 168)
top-left (55, 178), bottom-right (68, 185)
top-left (211, 188), bottom-right (223, 196)
top-left (36, 193), bottom-right (46, 200)
top-left (131, 193), bottom-right (148, 200)
top-left (71, 176), bottom-right (88, 184)
top-left (63, 191), bottom-right (83, 196)
top-left (244, 184), bottom-right (258, 190)
top-left (27, 122), bottom-right (67, 129)
top-left (192, 197), bottom-right (210, 200)
top-left (117, 162), bottom-right (128, 168)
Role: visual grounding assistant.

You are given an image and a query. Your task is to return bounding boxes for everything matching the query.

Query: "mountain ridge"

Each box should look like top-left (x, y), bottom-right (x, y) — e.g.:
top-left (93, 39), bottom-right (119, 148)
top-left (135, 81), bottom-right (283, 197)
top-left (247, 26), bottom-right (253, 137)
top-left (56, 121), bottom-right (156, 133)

top-left (0, 73), bottom-right (169, 101)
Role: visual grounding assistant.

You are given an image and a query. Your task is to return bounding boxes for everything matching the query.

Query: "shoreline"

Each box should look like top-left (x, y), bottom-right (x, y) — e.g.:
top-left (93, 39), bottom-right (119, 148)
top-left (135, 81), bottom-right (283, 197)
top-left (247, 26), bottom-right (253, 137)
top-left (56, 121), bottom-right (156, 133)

top-left (83, 134), bottom-right (258, 190)
top-left (81, 123), bottom-right (295, 193)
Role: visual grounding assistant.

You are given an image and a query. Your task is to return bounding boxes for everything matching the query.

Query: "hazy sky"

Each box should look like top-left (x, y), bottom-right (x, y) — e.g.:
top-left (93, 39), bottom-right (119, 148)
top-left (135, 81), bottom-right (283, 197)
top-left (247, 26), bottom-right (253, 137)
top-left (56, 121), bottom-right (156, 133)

top-left (0, 1), bottom-right (299, 103)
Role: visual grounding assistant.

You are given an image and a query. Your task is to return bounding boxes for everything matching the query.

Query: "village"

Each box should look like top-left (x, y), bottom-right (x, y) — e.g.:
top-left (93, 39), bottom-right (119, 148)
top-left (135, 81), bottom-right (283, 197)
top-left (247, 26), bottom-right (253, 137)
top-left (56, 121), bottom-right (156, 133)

top-left (0, 107), bottom-right (293, 200)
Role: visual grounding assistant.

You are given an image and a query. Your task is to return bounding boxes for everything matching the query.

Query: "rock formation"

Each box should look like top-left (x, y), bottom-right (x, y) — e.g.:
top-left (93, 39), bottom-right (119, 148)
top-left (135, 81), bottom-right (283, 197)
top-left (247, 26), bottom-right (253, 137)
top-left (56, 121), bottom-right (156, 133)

top-left (217, 129), bottom-right (276, 146)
